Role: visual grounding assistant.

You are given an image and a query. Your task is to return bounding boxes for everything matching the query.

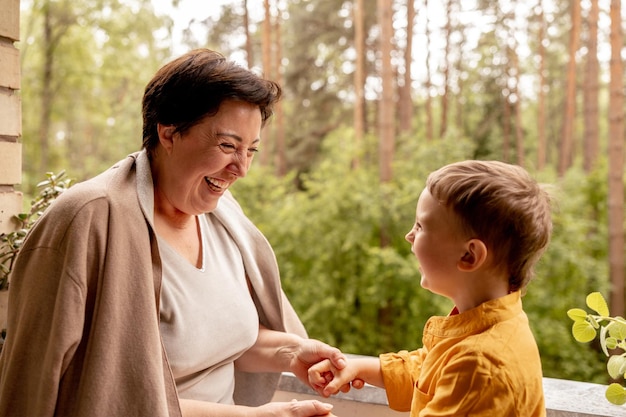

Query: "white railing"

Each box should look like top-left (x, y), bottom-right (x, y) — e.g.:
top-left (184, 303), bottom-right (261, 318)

top-left (273, 370), bottom-right (624, 417)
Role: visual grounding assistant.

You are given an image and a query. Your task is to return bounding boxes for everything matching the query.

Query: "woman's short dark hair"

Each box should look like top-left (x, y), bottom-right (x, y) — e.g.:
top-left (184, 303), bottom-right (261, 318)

top-left (141, 48), bottom-right (281, 158)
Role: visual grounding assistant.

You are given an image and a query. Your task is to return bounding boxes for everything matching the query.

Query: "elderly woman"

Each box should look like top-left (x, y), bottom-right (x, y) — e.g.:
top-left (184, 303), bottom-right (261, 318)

top-left (0, 49), bottom-right (348, 417)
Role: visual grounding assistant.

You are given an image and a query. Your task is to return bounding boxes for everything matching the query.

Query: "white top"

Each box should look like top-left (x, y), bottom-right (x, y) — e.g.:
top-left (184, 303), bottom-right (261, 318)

top-left (158, 214), bottom-right (259, 403)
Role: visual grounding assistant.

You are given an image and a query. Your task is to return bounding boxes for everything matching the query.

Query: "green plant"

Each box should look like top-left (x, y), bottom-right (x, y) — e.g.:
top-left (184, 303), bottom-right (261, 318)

top-left (568, 292), bottom-right (626, 406)
top-left (0, 171), bottom-right (72, 290)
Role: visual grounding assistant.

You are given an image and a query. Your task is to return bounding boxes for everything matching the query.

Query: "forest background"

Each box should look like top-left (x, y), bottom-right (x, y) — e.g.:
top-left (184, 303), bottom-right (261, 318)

top-left (16, 0), bottom-right (626, 385)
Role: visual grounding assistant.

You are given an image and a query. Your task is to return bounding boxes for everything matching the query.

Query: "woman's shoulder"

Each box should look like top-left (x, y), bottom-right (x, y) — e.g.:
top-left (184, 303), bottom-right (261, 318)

top-left (32, 154), bottom-right (142, 231)
top-left (53, 154), bottom-right (139, 207)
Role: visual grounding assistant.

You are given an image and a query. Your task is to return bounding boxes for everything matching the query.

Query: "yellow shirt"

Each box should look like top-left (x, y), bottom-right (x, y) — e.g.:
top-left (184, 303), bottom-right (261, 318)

top-left (380, 292), bottom-right (546, 416)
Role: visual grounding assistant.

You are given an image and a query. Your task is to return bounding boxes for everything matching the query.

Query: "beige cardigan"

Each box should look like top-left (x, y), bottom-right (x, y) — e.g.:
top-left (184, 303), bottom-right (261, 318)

top-left (0, 151), bottom-right (306, 416)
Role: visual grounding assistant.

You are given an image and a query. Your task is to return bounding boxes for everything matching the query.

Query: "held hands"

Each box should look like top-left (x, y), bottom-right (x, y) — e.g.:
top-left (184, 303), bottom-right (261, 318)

top-left (256, 338), bottom-right (348, 417)
top-left (290, 339), bottom-right (364, 395)
top-left (308, 358), bottom-right (362, 398)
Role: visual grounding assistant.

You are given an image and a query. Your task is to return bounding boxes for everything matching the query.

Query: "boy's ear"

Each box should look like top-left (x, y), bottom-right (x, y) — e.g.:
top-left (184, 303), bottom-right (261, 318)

top-left (458, 239), bottom-right (488, 272)
top-left (157, 123), bottom-right (176, 153)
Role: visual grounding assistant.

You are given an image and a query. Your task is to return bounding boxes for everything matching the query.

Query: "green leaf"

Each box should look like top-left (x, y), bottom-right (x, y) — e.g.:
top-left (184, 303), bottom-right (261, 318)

top-left (586, 292), bottom-right (610, 317)
top-left (605, 337), bottom-right (619, 350)
top-left (605, 383), bottom-right (626, 406)
top-left (600, 324), bottom-right (611, 356)
top-left (572, 321), bottom-right (597, 343)
top-left (607, 355), bottom-right (626, 380)
top-left (607, 320), bottom-right (626, 341)
top-left (567, 308), bottom-right (588, 322)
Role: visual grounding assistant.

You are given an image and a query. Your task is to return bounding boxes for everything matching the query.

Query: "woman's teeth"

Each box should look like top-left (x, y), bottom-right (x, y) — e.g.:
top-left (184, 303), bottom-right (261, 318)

top-left (205, 177), bottom-right (228, 191)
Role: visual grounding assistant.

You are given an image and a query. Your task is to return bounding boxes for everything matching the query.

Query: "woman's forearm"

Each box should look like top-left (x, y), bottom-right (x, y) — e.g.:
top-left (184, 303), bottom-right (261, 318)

top-left (235, 325), bottom-right (302, 373)
top-left (180, 398), bottom-right (252, 417)
top-left (180, 398), bottom-right (337, 417)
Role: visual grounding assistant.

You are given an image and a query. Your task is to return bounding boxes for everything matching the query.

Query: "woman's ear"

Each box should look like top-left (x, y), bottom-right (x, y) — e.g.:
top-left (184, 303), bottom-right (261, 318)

top-left (157, 123), bottom-right (176, 153)
top-left (458, 239), bottom-right (488, 272)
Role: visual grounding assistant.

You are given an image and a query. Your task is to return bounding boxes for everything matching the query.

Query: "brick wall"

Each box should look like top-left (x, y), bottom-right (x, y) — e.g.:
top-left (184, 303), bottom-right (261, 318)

top-left (0, 0), bottom-right (22, 328)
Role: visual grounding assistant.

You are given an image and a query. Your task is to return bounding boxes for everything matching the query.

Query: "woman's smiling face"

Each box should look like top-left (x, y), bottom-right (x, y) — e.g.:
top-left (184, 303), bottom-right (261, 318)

top-left (154, 99), bottom-right (262, 215)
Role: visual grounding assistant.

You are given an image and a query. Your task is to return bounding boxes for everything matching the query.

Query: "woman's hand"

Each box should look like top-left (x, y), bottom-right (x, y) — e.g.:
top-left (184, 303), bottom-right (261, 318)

top-left (308, 359), bottom-right (361, 398)
top-left (256, 399), bottom-right (336, 417)
top-left (289, 338), bottom-right (364, 394)
top-left (309, 357), bottom-right (382, 397)
top-left (179, 398), bottom-right (337, 417)
top-left (235, 326), bottom-right (363, 394)
top-left (288, 338), bottom-right (345, 384)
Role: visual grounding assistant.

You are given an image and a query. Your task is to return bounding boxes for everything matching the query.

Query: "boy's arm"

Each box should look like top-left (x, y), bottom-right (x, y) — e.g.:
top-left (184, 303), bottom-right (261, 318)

top-left (347, 357), bottom-right (384, 388)
top-left (309, 357), bottom-right (384, 397)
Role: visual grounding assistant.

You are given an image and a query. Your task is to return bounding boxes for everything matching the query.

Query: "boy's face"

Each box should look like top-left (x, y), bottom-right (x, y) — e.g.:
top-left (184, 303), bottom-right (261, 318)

top-left (405, 188), bottom-right (469, 300)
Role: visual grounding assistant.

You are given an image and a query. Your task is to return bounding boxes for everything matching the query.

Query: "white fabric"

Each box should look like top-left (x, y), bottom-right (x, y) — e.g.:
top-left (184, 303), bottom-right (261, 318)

top-left (158, 214), bottom-right (259, 403)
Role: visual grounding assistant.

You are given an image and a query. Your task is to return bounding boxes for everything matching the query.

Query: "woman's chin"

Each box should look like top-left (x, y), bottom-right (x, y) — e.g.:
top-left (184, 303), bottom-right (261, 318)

top-left (203, 202), bottom-right (219, 213)
top-left (199, 194), bottom-right (222, 212)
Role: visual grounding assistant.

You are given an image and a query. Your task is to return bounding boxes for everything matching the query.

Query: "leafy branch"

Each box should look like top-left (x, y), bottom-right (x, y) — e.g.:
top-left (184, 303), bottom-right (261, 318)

top-left (568, 292), bottom-right (626, 406)
top-left (0, 171), bottom-right (72, 291)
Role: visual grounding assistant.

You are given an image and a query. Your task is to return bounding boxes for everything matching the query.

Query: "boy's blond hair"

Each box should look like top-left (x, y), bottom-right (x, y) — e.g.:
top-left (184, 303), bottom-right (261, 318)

top-left (426, 160), bottom-right (552, 291)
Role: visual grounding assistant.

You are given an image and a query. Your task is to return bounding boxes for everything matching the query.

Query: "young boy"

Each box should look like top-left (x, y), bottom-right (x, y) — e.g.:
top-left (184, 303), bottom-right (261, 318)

top-left (309, 160), bottom-right (552, 416)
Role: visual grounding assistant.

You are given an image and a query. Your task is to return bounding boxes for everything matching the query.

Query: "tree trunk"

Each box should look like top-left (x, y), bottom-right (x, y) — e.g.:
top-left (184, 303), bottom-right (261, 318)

top-left (454, 39), bottom-right (464, 132)
top-left (378, 0), bottom-right (394, 248)
top-left (583, 0), bottom-right (600, 173)
top-left (513, 68), bottom-right (524, 167)
top-left (353, 0), bottom-right (366, 169)
top-left (536, 0), bottom-right (547, 170)
top-left (273, 5), bottom-right (286, 176)
top-left (378, 0), bottom-right (394, 183)
top-left (608, 0), bottom-right (624, 318)
top-left (558, 0), bottom-right (581, 176)
top-left (502, 94), bottom-right (511, 162)
top-left (39, 2), bottom-right (54, 174)
top-left (424, 0), bottom-right (433, 142)
top-left (243, 0), bottom-right (254, 68)
top-left (398, 0), bottom-right (415, 133)
top-left (508, 6), bottom-right (524, 167)
top-left (260, 0), bottom-right (273, 167)
top-left (439, 0), bottom-right (452, 138)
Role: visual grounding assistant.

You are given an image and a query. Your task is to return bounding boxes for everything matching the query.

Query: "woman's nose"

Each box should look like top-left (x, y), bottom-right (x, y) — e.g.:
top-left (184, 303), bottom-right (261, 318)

top-left (228, 153), bottom-right (251, 178)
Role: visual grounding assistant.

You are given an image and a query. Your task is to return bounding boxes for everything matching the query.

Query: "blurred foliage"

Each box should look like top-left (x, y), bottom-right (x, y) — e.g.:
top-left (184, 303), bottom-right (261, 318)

top-left (19, 0), bottom-right (173, 195)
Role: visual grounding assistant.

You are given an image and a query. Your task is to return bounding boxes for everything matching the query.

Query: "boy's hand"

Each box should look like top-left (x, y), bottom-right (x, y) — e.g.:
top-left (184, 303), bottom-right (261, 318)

top-left (308, 358), bottom-right (362, 397)
top-left (308, 359), bottom-right (334, 395)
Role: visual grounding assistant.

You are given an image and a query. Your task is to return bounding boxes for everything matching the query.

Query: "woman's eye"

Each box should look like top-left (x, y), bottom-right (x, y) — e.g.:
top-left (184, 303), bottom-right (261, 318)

top-left (219, 143), bottom-right (236, 152)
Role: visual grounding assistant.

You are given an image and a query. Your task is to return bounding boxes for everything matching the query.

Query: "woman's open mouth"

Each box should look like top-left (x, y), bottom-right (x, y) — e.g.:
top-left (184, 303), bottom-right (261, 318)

top-left (205, 177), bottom-right (229, 192)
